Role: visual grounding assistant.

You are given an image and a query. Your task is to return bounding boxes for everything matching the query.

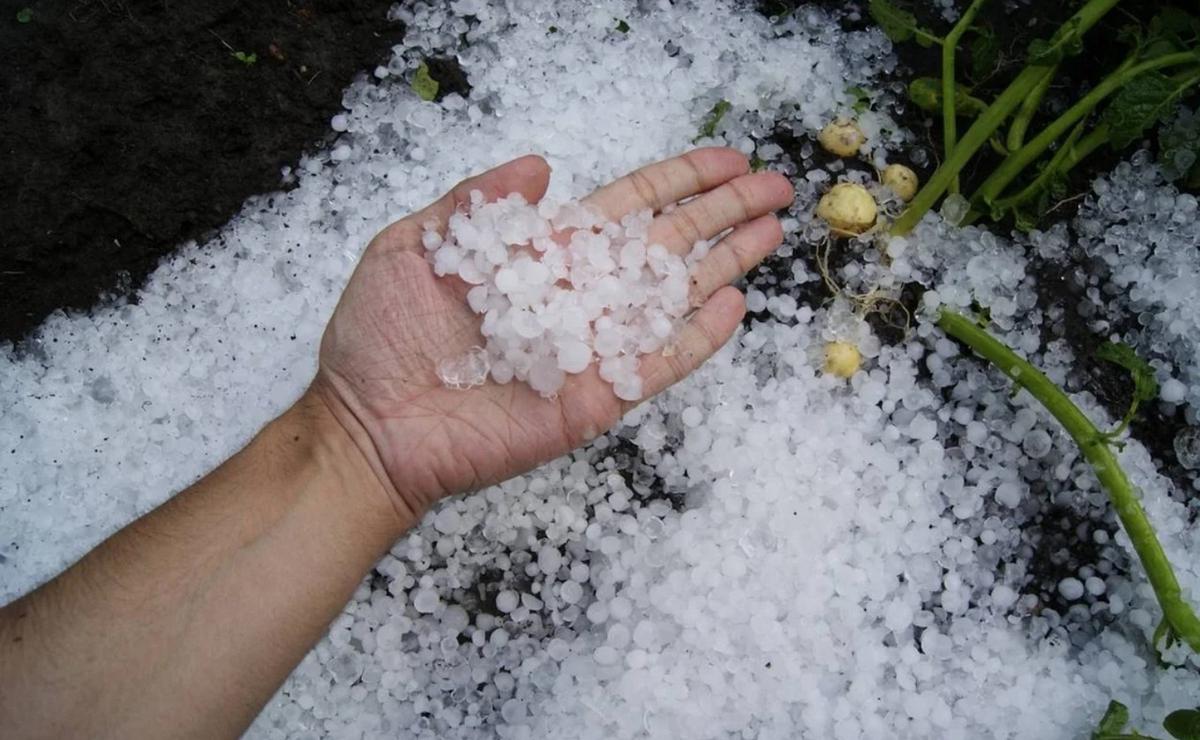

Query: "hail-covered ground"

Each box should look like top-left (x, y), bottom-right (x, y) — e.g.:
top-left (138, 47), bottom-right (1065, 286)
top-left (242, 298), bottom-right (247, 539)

top-left (3, 1), bottom-right (1199, 738)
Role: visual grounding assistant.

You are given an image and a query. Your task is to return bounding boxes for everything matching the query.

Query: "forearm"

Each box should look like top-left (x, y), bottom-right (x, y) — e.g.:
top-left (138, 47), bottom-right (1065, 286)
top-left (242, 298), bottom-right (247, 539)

top-left (0, 392), bottom-right (411, 739)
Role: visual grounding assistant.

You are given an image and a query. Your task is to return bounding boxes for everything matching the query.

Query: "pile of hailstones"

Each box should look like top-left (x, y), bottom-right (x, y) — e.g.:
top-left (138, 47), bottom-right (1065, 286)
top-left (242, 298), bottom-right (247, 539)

top-left (422, 192), bottom-right (695, 401)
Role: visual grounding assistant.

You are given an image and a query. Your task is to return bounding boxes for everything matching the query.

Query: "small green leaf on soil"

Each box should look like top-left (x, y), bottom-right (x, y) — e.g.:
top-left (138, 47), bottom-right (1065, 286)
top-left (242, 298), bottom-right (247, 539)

top-left (1159, 113), bottom-right (1200, 187)
top-left (869, 0), bottom-right (915, 43)
top-left (1096, 341), bottom-right (1159, 407)
top-left (1144, 7), bottom-right (1200, 59)
top-left (968, 25), bottom-right (1000, 80)
top-left (869, 0), bottom-right (935, 46)
top-left (412, 62), bottom-right (439, 102)
top-left (1165, 708), bottom-right (1200, 740)
top-left (1102, 71), bottom-right (1196, 150)
top-left (16, 7), bottom-right (33, 23)
top-left (907, 77), bottom-right (988, 115)
top-left (615, 19), bottom-right (630, 33)
top-left (846, 85), bottom-right (871, 114)
top-left (696, 99), bottom-right (732, 141)
top-left (231, 51), bottom-right (257, 65)
top-left (1093, 700), bottom-right (1130, 738)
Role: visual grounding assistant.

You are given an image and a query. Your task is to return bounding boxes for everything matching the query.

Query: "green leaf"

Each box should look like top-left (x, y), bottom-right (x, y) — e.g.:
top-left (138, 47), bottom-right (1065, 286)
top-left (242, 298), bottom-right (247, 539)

top-left (1094, 700), bottom-right (1131, 738)
top-left (696, 99), bottom-right (732, 140)
top-left (1164, 708), bottom-right (1200, 740)
top-left (1097, 342), bottom-right (1159, 408)
top-left (16, 7), bottom-right (32, 23)
top-left (411, 62), bottom-right (439, 102)
top-left (908, 78), bottom-right (940, 111)
top-left (1144, 8), bottom-right (1200, 59)
top-left (1159, 111), bottom-right (1200, 186)
top-left (869, 0), bottom-right (939, 47)
top-left (1101, 71), bottom-right (1200, 150)
top-left (968, 25), bottom-right (1000, 80)
top-left (1028, 18), bottom-right (1083, 66)
top-left (231, 51), bottom-right (257, 65)
top-left (846, 85), bottom-right (872, 114)
top-left (907, 77), bottom-right (989, 115)
top-left (615, 18), bottom-right (630, 33)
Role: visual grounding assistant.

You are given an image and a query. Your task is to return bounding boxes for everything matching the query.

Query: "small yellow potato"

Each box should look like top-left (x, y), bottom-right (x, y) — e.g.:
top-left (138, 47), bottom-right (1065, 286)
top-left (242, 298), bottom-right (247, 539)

top-left (881, 163), bottom-right (919, 202)
top-left (823, 341), bottom-right (862, 378)
top-left (818, 119), bottom-right (866, 157)
top-left (816, 183), bottom-right (877, 237)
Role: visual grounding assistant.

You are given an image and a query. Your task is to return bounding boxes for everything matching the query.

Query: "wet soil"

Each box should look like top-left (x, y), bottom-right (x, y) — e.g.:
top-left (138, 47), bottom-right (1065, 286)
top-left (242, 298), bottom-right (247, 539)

top-left (0, 0), bottom-right (405, 344)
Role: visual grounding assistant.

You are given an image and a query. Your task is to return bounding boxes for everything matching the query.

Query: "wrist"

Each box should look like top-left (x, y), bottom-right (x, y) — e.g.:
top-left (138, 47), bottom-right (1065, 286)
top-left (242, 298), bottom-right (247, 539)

top-left (278, 387), bottom-right (420, 542)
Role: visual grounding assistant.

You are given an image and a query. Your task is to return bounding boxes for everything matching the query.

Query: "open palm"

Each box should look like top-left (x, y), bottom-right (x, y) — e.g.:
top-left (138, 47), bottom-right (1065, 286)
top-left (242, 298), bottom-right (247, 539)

top-left (312, 149), bottom-right (793, 519)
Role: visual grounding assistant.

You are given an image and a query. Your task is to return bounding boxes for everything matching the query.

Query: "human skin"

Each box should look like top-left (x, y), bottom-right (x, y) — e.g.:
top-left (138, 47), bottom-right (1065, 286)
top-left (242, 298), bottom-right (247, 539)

top-left (0, 149), bottom-right (793, 739)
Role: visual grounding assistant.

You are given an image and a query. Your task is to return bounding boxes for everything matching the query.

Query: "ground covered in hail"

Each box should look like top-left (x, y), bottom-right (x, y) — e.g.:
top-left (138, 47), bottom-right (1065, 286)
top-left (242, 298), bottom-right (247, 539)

top-left (3, 1), bottom-right (1200, 738)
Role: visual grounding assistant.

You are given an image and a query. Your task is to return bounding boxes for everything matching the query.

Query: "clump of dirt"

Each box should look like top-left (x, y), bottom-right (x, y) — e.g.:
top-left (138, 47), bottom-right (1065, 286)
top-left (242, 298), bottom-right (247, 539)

top-left (0, 0), bottom-right (404, 344)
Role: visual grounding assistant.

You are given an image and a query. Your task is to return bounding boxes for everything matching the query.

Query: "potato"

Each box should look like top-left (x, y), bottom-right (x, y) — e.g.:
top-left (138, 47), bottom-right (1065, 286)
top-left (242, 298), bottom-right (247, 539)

top-left (881, 163), bottom-right (919, 202)
top-left (818, 119), bottom-right (866, 157)
top-left (816, 183), bottom-right (877, 237)
top-left (823, 340), bottom-right (862, 378)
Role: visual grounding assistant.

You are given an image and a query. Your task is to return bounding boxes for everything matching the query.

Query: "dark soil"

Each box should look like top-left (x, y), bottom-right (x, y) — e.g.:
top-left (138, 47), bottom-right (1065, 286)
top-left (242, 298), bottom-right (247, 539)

top-left (0, 0), bottom-right (405, 344)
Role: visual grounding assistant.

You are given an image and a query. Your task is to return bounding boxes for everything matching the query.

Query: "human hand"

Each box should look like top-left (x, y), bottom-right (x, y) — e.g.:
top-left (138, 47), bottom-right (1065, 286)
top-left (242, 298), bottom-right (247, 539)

top-left (309, 149), bottom-right (794, 526)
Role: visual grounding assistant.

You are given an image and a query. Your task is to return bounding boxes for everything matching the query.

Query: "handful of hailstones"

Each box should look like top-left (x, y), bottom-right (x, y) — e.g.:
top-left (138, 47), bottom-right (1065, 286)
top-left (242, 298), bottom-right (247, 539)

top-left (422, 191), bottom-right (695, 401)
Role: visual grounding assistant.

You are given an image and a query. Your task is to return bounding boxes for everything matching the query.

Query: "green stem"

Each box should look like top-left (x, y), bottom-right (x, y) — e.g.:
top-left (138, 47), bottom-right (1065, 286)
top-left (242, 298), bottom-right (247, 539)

top-left (891, 0), bottom-right (1122, 235)
top-left (973, 52), bottom-right (1199, 208)
top-left (937, 309), bottom-right (1200, 654)
top-left (891, 65), bottom-right (1054, 234)
top-left (943, 0), bottom-right (991, 194)
top-left (916, 28), bottom-right (947, 48)
top-left (1006, 65), bottom-right (1056, 152)
top-left (990, 123), bottom-right (1107, 213)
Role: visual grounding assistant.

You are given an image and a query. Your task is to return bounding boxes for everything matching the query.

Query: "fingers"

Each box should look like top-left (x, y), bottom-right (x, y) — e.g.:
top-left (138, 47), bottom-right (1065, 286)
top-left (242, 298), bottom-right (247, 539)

top-left (583, 148), bottom-right (750, 220)
top-left (648, 171), bottom-right (793, 254)
top-left (375, 154), bottom-right (552, 250)
top-left (628, 286), bottom-right (746, 410)
top-left (687, 214), bottom-right (784, 307)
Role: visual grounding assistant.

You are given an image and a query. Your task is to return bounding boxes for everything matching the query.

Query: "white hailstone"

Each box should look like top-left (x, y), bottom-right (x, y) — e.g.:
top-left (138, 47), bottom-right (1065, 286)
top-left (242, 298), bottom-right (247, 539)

top-left (586, 602), bottom-right (608, 624)
top-left (1022, 429), bottom-right (1053, 458)
top-left (632, 621), bottom-right (656, 648)
top-left (495, 590), bottom-right (519, 614)
top-left (609, 596), bottom-right (633, 620)
top-left (1161, 378), bottom-right (1187, 403)
top-left (994, 481), bottom-right (1023, 508)
top-left (329, 650), bottom-right (365, 685)
top-left (884, 599), bottom-right (913, 632)
top-left (1058, 577), bottom-right (1085, 601)
top-left (560, 580), bottom-right (584, 604)
top-left (990, 585), bottom-right (1019, 609)
top-left (537, 545), bottom-right (563, 575)
top-left (1175, 427), bottom-right (1200, 469)
top-left (593, 646), bottom-right (619, 665)
top-left (437, 346), bottom-right (490, 389)
top-left (547, 638), bottom-right (571, 661)
top-left (424, 193), bottom-right (691, 399)
top-left (412, 588), bottom-right (441, 614)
